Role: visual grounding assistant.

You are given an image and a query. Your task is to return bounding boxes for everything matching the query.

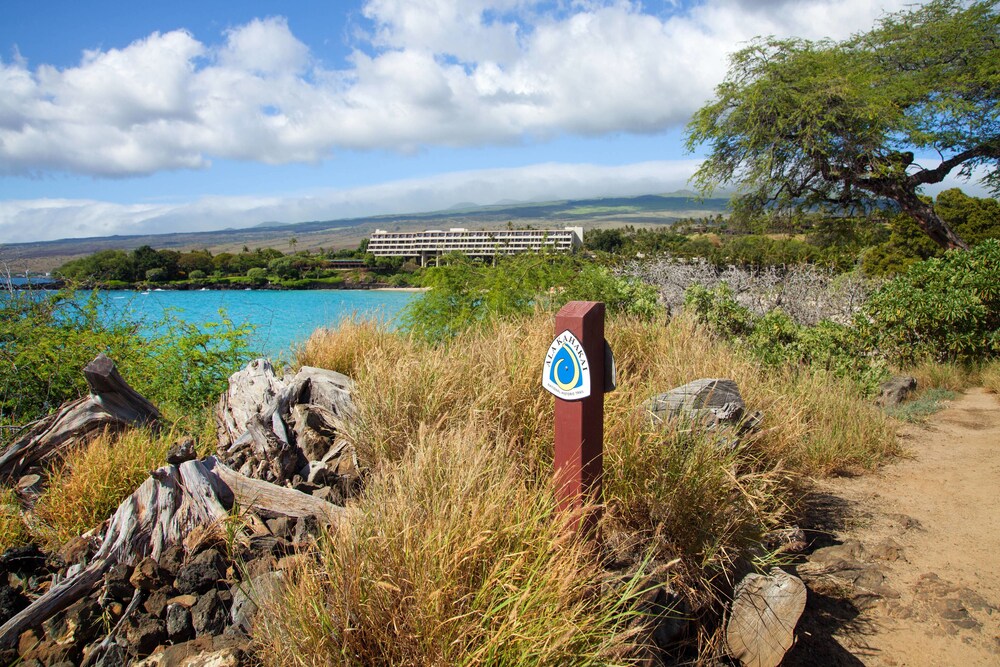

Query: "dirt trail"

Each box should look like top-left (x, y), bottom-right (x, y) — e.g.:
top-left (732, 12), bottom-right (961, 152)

top-left (786, 388), bottom-right (1000, 666)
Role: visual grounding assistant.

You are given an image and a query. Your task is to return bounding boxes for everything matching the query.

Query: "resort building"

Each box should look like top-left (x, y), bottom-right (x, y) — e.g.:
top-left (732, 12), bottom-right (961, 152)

top-left (367, 227), bottom-right (584, 265)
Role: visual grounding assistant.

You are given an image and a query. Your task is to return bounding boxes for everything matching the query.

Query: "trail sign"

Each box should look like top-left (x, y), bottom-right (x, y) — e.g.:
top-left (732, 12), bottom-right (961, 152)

top-left (542, 330), bottom-right (592, 400)
top-left (548, 301), bottom-right (608, 530)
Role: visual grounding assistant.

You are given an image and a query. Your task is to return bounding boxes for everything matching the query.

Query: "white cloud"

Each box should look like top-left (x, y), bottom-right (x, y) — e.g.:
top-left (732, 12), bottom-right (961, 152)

top-left (0, 0), bottom-right (922, 176)
top-left (0, 160), bottom-right (702, 242)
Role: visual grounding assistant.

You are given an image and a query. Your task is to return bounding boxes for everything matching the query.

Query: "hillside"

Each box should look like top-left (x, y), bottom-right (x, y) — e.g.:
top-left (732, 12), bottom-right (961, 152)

top-left (0, 194), bottom-right (728, 273)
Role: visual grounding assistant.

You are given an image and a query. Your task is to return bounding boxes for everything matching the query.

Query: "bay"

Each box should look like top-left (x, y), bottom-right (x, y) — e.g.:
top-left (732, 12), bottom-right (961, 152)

top-left (91, 289), bottom-right (419, 360)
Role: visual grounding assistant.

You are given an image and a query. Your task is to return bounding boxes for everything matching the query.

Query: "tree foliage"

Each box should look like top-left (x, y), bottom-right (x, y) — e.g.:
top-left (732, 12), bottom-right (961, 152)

top-left (860, 239), bottom-right (1000, 364)
top-left (686, 0), bottom-right (1000, 250)
top-left (0, 289), bottom-right (254, 428)
top-left (403, 254), bottom-right (659, 343)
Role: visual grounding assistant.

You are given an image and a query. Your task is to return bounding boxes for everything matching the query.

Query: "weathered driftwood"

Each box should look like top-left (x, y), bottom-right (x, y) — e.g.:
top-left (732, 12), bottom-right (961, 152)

top-left (215, 359), bottom-right (357, 486)
top-left (0, 456), bottom-right (345, 647)
top-left (215, 359), bottom-right (287, 450)
top-left (0, 354), bottom-right (160, 480)
top-left (725, 567), bottom-right (807, 667)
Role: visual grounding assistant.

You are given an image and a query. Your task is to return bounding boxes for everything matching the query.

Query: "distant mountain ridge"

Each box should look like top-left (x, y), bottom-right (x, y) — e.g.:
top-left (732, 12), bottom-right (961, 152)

top-left (1, 193), bottom-right (730, 272)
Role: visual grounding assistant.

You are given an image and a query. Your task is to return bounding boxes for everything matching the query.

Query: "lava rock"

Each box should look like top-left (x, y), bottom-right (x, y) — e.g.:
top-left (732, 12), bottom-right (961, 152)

top-left (15, 474), bottom-right (43, 498)
top-left (166, 603), bottom-right (194, 642)
top-left (166, 594), bottom-right (198, 608)
top-left (43, 597), bottom-right (103, 652)
top-left (58, 535), bottom-right (97, 570)
top-left (646, 378), bottom-right (762, 435)
top-left (231, 571), bottom-right (285, 633)
top-left (144, 587), bottom-right (171, 618)
top-left (158, 544), bottom-right (186, 578)
top-left (0, 545), bottom-right (47, 573)
top-left (192, 589), bottom-right (229, 637)
top-left (877, 375), bottom-right (918, 407)
top-left (125, 613), bottom-right (167, 658)
top-left (175, 549), bottom-right (226, 594)
top-left (93, 643), bottom-right (128, 667)
top-left (0, 583), bottom-right (28, 625)
top-left (130, 556), bottom-right (166, 591)
top-left (265, 517), bottom-right (294, 540)
top-left (311, 485), bottom-right (343, 505)
top-left (293, 515), bottom-right (319, 546)
top-left (103, 562), bottom-right (136, 602)
top-left (167, 437), bottom-right (197, 465)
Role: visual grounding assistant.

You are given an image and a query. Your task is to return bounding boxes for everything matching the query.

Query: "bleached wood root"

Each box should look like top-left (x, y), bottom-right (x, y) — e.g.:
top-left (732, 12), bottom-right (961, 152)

top-left (0, 354), bottom-right (160, 480)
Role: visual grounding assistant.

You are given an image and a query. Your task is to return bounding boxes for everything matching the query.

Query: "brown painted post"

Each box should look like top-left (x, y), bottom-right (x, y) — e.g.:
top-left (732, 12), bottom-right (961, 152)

top-left (551, 301), bottom-right (605, 528)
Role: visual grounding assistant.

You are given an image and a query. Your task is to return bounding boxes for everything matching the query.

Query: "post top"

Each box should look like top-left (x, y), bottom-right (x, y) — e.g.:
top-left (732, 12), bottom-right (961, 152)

top-left (555, 301), bottom-right (605, 319)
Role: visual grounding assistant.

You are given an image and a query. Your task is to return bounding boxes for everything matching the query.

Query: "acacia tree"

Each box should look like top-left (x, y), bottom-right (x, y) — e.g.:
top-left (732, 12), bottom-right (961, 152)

top-left (685, 0), bottom-right (999, 250)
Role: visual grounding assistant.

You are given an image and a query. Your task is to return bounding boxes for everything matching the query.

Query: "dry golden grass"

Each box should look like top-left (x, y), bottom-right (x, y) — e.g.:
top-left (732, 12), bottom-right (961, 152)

top-left (983, 360), bottom-right (1000, 394)
top-left (272, 310), bottom-right (900, 662)
top-left (907, 360), bottom-right (977, 393)
top-left (294, 316), bottom-right (410, 377)
top-left (254, 426), bottom-right (648, 666)
top-left (31, 428), bottom-right (171, 550)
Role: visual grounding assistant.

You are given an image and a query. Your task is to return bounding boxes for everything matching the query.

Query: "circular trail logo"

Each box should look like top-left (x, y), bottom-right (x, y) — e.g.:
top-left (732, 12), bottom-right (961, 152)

top-left (542, 330), bottom-right (591, 400)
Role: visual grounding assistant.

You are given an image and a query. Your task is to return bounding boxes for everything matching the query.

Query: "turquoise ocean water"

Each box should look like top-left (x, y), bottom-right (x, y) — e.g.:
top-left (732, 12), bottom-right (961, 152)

top-left (88, 289), bottom-right (418, 360)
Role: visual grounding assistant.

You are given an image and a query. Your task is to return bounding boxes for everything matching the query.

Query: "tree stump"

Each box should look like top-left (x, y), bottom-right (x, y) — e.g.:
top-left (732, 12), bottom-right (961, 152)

top-left (215, 360), bottom-right (356, 487)
top-left (0, 354), bottom-right (160, 480)
top-left (726, 567), bottom-right (807, 667)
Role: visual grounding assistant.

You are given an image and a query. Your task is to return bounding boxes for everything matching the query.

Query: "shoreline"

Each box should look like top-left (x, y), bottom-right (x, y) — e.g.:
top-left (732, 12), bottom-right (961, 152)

top-left (5, 281), bottom-right (426, 293)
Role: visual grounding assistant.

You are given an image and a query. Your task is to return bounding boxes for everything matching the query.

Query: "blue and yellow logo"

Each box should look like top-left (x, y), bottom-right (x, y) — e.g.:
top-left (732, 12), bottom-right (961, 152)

top-left (550, 343), bottom-right (582, 391)
top-left (542, 330), bottom-right (591, 400)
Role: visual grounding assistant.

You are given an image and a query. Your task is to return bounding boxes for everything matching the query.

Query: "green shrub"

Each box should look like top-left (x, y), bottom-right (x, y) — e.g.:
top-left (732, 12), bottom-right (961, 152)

top-left (246, 267), bottom-right (268, 285)
top-left (0, 290), bottom-right (143, 424)
top-left (684, 283), bottom-right (886, 392)
top-left (859, 240), bottom-right (1000, 365)
top-left (404, 255), bottom-right (662, 342)
top-left (0, 289), bottom-right (254, 432)
top-left (126, 309), bottom-right (255, 423)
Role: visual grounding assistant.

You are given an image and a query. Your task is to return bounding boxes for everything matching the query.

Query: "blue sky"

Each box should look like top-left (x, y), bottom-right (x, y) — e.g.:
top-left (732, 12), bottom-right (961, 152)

top-left (0, 0), bottom-right (976, 242)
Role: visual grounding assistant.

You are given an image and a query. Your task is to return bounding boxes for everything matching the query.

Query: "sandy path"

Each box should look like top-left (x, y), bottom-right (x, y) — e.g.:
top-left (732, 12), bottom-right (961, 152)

top-left (786, 388), bottom-right (1000, 666)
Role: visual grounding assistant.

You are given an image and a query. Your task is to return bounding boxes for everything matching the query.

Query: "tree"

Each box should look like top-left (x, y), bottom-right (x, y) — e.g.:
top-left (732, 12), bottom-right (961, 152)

top-left (685, 0), bottom-right (999, 250)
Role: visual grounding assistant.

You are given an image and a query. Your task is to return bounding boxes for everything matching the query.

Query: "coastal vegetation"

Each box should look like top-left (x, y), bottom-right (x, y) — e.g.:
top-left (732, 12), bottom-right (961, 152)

top-left (2, 228), bottom-right (997, 662)
top-left (0, 1), bottom-right (996, 662)
top-left (53, 242), bottom-right (414, 290)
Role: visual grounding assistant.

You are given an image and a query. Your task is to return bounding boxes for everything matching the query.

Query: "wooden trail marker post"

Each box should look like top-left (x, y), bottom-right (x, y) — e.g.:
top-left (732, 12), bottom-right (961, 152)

top-left (543, 301), bottom-right (614, 533)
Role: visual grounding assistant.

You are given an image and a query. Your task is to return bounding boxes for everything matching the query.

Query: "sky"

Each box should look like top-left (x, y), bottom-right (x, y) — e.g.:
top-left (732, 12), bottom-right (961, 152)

top-left (0, 0), bottom-right (985, 243)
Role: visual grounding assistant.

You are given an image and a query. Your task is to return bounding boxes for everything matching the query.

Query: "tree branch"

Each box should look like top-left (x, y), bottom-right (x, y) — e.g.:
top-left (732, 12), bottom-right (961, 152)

top-left (908, 143), bottom-right (999, 186)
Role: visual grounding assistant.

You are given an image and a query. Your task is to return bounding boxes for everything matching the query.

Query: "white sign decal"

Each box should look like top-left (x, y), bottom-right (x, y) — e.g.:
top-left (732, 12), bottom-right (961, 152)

top-left (542, 330), bottom-right (591, 400)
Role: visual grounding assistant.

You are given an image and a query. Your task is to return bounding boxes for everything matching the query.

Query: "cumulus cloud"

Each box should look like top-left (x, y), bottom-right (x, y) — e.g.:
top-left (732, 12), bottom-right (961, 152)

top-left (0, 160), bottom-right (702, 242)
top-left (0, 0), bottom-right (921, 176)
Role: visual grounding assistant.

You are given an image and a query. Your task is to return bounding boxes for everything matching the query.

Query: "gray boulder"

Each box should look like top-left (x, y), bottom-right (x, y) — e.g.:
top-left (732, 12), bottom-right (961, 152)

top-left (230, 571), bottom-right (285, 633)
top-left (646, 378), bottom-right (760, 431)
top-left (877, 375), bottom-right (917, 407)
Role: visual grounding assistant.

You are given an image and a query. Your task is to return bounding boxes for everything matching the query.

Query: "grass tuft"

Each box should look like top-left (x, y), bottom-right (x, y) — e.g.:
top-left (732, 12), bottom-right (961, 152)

top-left (31, 428), bottom-right (171, 550)
top-left (253, 426), bottom-right (648, 665)
top-left (981, 360), bottom-right (1000, 394)
top-left (908, 360), bottom-right (976, 393)
top-left (0, 488), bottom-right (30, 551)
top-left (885, 388), bottom-right (958, 423)
top-left (294, 317), bottom-right (408, 377)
